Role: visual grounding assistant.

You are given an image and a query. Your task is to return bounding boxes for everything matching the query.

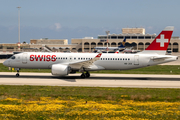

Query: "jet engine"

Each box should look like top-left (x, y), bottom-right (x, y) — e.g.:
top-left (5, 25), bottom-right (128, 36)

top-left (51, 64), bottom-right (70, 76)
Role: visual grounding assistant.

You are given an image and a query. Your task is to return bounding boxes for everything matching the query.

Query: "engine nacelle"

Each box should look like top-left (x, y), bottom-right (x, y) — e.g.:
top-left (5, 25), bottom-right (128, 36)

top-left (51, 64), bottom-right (70, 76)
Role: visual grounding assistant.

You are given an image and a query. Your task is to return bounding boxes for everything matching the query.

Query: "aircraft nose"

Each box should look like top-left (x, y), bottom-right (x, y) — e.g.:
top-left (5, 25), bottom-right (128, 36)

top-left (3, 60), bottom-right (8, 66)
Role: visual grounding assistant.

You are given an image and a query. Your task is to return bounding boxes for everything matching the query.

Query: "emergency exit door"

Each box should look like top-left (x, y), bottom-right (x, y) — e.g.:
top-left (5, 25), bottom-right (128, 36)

top-left (134, 55), bottom-right (139, 65)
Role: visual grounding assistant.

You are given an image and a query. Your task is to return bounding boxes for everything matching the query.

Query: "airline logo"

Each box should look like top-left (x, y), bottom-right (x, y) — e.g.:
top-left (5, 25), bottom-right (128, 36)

top-left (30, 55), bottom-right (56, 62)
top-left (156, 34), bottom-right (168, 47)
top-left (95, 53), bottom-right (102, 58)
top-left (146, 30), bottom-right (173, 51)
top-left (122, 41), bottom-right (125, 46)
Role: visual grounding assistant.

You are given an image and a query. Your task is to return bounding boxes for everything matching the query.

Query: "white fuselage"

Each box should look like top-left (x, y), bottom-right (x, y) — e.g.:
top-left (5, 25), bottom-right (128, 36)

top-left (3, 52), bottom-right (177, 71)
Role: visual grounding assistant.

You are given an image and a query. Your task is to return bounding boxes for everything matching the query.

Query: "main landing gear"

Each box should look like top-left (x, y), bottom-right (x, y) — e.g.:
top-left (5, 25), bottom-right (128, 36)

top-left (81, 71), bottom-right (90, 78)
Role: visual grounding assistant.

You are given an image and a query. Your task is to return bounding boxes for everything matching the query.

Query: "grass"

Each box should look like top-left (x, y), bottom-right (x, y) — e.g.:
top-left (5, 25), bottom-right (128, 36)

top-left (0, 85), bottom-right (180, 119)
top-left (1, 63), bottom-right (180, 74)
top-left (0, 85), bottom-right (180, 102)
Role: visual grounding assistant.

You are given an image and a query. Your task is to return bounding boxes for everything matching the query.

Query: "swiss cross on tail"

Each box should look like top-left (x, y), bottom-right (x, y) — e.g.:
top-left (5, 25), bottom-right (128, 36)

top-left (146, 26), bottom-right (174, 51)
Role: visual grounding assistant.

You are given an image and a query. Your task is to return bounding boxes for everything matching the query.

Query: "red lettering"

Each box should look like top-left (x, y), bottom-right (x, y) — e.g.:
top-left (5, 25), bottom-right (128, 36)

top-left (29, 55), bottom-right (57, 62)
top-left (35, 55), bottom-right (38, 61)
top-left (30, 55), bottom-right (34, 61)
top-left (52, 55), bottom-right (56, 62)
top-left (37, 55), bottom-right (43, 61)
top-left (44, 55), bottom-right (46, 61)
top-left (46, 55), bottom-right (50, 62)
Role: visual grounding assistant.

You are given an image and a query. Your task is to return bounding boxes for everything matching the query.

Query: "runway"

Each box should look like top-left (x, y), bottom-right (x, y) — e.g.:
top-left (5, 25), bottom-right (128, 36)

top-left (0, 72), bottom-right (180, 88)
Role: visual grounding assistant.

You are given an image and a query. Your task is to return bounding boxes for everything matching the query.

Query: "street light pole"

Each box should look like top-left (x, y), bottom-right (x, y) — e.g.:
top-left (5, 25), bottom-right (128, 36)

top-left (17, 6), bottom-right (21, 51)
top-left (106, 31), bottom-right (110, 53)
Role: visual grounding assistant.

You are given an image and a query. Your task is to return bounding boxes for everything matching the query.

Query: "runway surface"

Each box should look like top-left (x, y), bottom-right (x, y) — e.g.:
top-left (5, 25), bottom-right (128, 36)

top-left (0, 72), bottom-right (180, 88)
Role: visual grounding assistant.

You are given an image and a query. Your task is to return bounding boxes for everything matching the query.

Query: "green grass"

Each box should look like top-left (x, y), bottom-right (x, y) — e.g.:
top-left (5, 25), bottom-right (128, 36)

top-left (0, 85), bottom-right (180, 102)
top-left (1, 85), bottom-right (180, 119)
top-left (1, 63), bottom-right (180, 74)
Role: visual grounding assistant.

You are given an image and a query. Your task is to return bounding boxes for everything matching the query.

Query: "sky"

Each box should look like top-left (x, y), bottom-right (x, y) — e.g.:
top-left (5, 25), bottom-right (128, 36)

top-left (1, 0), bottom-right (180, 44)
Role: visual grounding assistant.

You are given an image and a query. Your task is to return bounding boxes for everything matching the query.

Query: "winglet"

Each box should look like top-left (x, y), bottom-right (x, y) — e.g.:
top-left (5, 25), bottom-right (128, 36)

top-left (95, 53), bottom-right (102, 58)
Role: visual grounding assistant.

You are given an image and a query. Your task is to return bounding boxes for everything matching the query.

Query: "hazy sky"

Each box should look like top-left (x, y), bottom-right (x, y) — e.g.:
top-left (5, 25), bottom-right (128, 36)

top-left (1, 0), bottom-right (180, 44)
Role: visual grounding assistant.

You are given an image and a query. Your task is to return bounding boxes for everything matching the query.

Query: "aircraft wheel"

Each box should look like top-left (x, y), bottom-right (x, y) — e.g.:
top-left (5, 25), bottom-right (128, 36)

top-left (85, 72), bottom-right (90, 78)
top-left (81, 73), bottom-right (85, 78)
top-left (16, 73), bottom-right (19, 77)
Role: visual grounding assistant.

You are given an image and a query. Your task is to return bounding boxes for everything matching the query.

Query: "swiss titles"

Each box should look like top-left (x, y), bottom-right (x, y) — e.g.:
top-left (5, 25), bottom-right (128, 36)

top-left (30, 55), bottom-right (56, 62)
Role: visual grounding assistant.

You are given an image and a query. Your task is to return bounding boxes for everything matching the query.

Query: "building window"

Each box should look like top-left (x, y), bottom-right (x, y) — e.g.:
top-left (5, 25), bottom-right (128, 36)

top-left (111, 36), bottom-right (117, 39)
top-left (7, 47), bottom-right (14, 49)
top-left (118, 36), bottom-right (124, 39)
top-left (138, 36), bottom-right (144, 39)
top-left (125, 36), bottom-right (130, 39)
top-left (145, 36), bottom-right (151, 39)
top-left (132, 36), bottom-right (137, 39)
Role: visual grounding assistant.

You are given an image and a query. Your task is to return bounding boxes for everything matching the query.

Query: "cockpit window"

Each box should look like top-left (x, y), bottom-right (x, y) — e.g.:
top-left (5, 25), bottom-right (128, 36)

top-left (10, 56), bottom-right (16, 59)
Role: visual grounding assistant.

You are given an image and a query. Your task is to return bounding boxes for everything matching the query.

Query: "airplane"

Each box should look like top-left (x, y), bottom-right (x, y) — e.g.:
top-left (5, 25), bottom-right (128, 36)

top-left (3, 26), bottom-right (178, 78)
top-left (123, 47), bottom-right (141, 53)
top-left (93, 37), bottom-right (126, 51)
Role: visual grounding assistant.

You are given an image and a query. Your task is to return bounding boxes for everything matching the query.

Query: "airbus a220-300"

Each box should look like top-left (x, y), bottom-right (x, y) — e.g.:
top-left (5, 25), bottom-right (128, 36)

top-left (3, 26), bottom-right (178, 78)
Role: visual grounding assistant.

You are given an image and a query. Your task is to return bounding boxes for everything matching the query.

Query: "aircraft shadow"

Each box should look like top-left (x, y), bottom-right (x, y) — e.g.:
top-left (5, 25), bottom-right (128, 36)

top-left (0, 75), bottom-right (180, 82)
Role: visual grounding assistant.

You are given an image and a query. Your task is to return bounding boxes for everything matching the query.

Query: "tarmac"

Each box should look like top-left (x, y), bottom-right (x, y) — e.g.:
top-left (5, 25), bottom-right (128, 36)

top-left (0, 72), bottom-right (180, 88)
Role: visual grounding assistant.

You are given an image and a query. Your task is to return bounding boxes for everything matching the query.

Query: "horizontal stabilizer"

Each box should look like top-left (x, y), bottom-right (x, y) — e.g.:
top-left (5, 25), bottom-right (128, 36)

top-left (151, 56), bottom-right (172, 61)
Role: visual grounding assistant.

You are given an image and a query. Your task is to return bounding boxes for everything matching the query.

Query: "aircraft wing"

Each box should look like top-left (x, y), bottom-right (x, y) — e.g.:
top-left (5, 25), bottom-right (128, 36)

top-left (68, 53), bottom-right (102, 69)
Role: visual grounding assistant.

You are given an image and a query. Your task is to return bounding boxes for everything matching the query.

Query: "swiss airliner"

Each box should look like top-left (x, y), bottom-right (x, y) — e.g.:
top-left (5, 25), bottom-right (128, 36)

top-left (3, 26), bottom-right (178, 78)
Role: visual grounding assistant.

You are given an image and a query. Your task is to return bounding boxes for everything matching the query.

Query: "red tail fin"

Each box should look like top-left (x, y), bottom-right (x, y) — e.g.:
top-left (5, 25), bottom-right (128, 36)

top-left (146, 26), bottom-right (174, 51)
top-left (139, 26), bottom-right (174, 55)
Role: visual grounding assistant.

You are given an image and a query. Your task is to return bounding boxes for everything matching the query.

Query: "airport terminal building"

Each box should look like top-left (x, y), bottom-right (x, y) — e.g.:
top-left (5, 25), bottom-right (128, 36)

top-left (71, 28), bottom-right (179, 52)
top-left (0, 27), bottom-right (180, 53)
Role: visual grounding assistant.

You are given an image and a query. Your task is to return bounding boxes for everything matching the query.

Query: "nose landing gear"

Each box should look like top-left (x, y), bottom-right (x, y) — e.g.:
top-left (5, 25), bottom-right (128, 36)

top-left (15, 68), bottom-right (20, 77)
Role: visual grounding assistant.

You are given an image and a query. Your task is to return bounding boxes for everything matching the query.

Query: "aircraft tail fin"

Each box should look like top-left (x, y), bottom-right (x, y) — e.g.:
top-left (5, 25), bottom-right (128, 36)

top-left (118, 37), bottom-right (126, 48)
top-left (139, 26), bottom-right (174, 55)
